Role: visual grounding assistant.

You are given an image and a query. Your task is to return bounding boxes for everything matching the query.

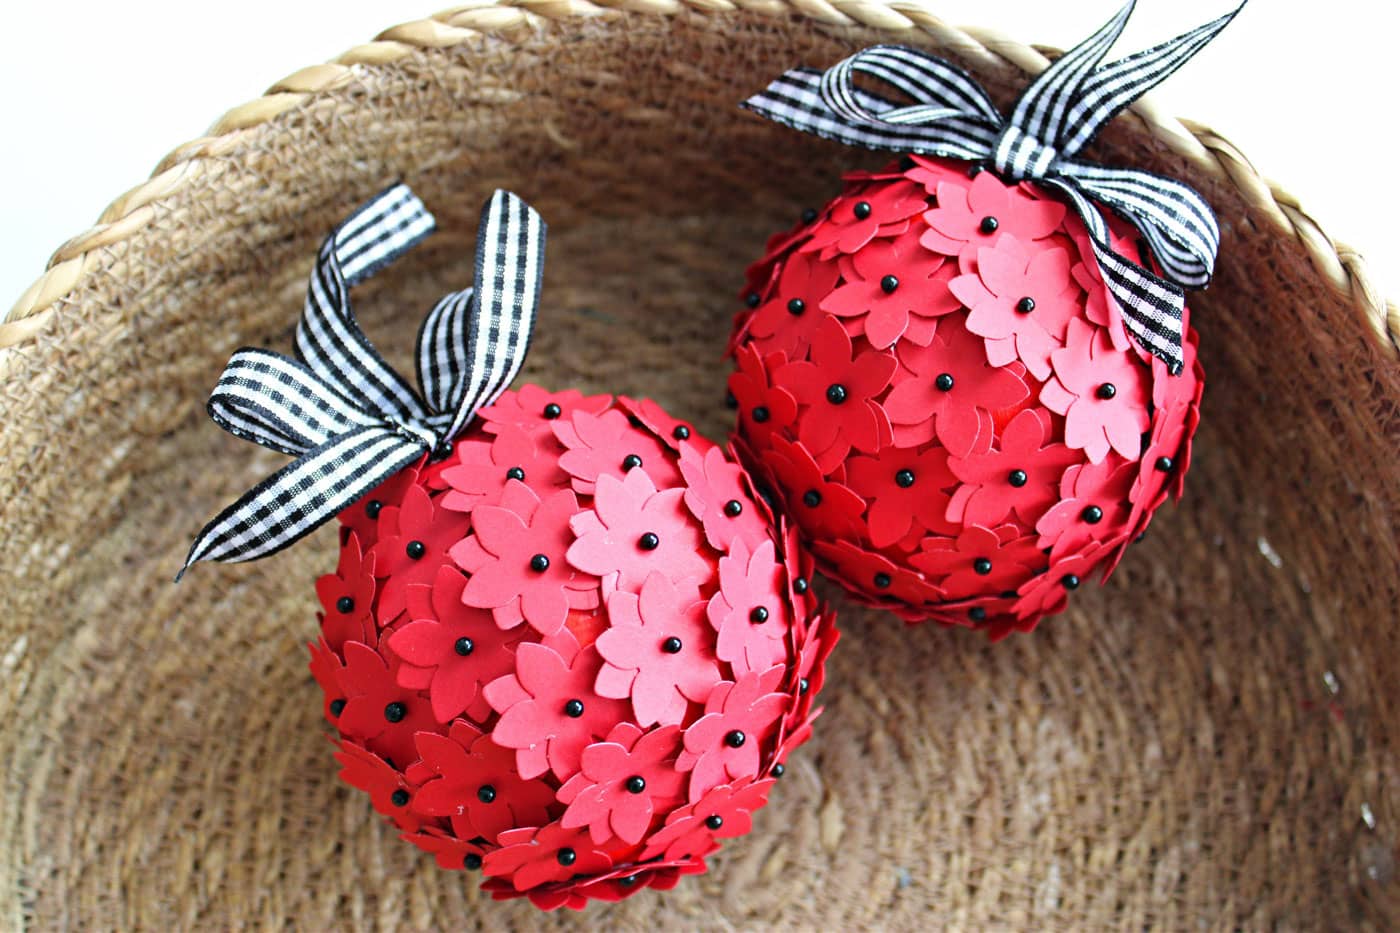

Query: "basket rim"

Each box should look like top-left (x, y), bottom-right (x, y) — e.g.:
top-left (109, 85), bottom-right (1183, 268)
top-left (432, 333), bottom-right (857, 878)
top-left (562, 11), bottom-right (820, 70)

top-left (1, 0), bottom-right (1396, 356)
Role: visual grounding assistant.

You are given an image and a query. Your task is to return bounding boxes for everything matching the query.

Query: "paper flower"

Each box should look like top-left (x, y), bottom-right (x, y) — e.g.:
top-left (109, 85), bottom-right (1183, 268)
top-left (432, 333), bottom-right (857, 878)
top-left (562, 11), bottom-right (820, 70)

top-left (729, 156), bottom-right (1201, 632)
top-left (640, 779), bottom-right (776, 861)
top-left (313, 387), bottom-right (831, 909)
top-left (337, 460), bottom-right (421, 551)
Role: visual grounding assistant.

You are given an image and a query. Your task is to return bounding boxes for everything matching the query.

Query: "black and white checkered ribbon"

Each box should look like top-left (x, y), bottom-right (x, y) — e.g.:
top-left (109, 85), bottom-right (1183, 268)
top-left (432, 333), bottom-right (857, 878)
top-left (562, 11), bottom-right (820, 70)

top-left (742, 0), bottom-right (1243, 374)
top-left (180, 184), bottom-right (545, 576)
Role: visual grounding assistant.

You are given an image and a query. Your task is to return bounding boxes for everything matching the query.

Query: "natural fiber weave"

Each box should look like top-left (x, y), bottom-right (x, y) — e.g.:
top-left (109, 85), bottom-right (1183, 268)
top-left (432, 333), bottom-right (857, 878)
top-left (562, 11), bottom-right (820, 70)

top-left (2, 1), bottom-right (1397, 928)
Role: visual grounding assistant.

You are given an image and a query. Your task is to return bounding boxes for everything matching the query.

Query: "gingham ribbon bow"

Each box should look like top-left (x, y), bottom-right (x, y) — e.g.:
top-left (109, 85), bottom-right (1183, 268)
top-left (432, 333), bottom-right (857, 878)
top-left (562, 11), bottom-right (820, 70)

top-left (742, 0), bottom-right (1244, 374)
top-left (180, 184), bottom-right (545, 576)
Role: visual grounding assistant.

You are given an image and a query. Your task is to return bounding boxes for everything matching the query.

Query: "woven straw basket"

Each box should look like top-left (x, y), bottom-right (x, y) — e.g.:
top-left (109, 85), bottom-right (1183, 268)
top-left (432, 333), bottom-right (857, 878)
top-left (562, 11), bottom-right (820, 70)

top-left (3, 1), bottom-right (1397, 928)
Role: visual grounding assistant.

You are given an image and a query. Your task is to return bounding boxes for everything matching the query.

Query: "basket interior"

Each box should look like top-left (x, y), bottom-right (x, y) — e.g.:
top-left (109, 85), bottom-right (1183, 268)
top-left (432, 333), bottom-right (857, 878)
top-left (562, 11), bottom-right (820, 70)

top-left (1, 7), bottom-right (1397, 929)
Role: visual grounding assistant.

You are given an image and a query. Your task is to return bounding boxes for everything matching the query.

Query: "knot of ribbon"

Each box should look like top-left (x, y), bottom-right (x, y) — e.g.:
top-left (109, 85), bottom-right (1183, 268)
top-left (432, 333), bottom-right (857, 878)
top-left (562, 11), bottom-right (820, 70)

top-left (742, 0), bottom-right (1244, 375)
top-left (180, 183), bottom-right (545, 576)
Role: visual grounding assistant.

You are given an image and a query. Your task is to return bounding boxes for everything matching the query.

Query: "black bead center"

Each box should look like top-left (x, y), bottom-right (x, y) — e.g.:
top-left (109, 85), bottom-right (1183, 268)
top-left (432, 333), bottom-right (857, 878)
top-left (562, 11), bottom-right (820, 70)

top-left (895, 469), bottom-right (916, 488)
top-left (826, 384), bottom-right (848, 405)
top-left (336, 596), bottom-right (355, 614)
top-left (1062, 574), bottom-right (1081, 590)
top-left (556, 848), bottom-right (577, 867)
top-left (969, 606), bottom-right (987, 622)
top-left (802, 489), bottom-right (822, 508)
top-left (530, 553), bottom-right (550, 572)
top-left (751, 406), bottom-right (770, 423)
top-left (1016, 296), bottom-right (1036, 314)
top-left (365, 499), bottom-right (383, 519)
top-left (723, 499), bottom-right (743, 517)
top-left (564, 699), bottom-right (585, 718)
top-left (464, 853), bottom-right (483, 870)
top-left (793, 577), bottom-right (809, 594)
top-left (673, 425), bottom-right (691, 441)
top-left (391, 789), bottom-right (410, 807)
top-left (505, 466), bottom-right (526, 481)
top-left (979, 215), bottom-right (999, 234)
top-left (384, 702), bottom-right (407, 723)
top-left (405, 540), bottom-right (426, 560)
top-left (542, 403), bottom-right (563, 419)
top-left (661, 636), bottom-right (683, 654)
top-left (1155, 456), bottom-right (1174, 472)
top-left (477, 784), bottom-right (497, 804)
top-left (1008, 469), bottom-right (1028, 488)
top-left (853, 201), bottom-right (872, 220)
top-left (705, 815), bottom-right (724, 830)
top-left (973, 557), bottom-right (993, 575)
top-left (329, 699), bottom-right (345, 717)
top-left (880, 274), bottom-right (900, 294)
top-left (638, 532), bottom-right (660, 551)
top-left (787, 298), bottom-right (806, 316)
top-left (935, 373), bottom-right (955, 392)
top-left (749, 606), bottom-right (769, 624)
top-left (874, 572), bottom-right (892, 589)
top-left (454, 637), bottom-right (474, 656)
top-left (621, 454), bottom-right (643, 472)
top-left (1096, 383), bottom-right (1118, 400)
top-left (625, 776), bottom-right (646, 794)
top-left (1081, 505), bottom-right (1104, 524)
top-left (724, 730), bottom-right (747, 748)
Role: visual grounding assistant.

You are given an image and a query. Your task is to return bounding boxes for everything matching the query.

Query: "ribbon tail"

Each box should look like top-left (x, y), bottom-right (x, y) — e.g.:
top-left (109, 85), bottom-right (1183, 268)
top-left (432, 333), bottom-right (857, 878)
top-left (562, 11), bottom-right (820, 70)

top-left (1042, 178), bottom-right (1186, 374)
top-left (1008, 0), bottom-right (1136, 145)
top-left (415, 285), bottom-right (476, 416)
top-left (1058, 2), bottom-right (1247, 157)
top-left (178, 425), bottom-right (427, 578)
top-left (295, 183), bottom-right (433, 425)
top-left (439, 190), bottom-right (547, 442)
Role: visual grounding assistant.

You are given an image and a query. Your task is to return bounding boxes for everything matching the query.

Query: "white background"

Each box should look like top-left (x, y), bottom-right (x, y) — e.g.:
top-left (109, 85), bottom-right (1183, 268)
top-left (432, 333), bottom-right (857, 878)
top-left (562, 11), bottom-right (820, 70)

top-left (2, 1), bottom-right (1395, 306)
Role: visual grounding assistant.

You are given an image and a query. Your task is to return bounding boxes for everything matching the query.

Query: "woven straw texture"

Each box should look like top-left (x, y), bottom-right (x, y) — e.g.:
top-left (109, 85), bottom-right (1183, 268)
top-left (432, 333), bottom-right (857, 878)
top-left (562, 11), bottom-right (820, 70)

top-left (2, 1), bottom-right (1397, 929)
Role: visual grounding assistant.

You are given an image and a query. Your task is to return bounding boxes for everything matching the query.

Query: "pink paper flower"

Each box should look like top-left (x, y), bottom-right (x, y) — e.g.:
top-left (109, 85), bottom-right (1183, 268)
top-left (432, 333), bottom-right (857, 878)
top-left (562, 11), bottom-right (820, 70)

top-left (728, 345), bottom-right (799, 452)
top-left (483, 640), bottom-right (628, 781)
top-left (565, 468), bottom-right (709, 594)
top-left (1034, 456), bottom-right (1137, 559)
top-left (919, 169), bottom-right (1065, 257)
top-left (387, 567), bottom-right (523, 723)
top-left (846, 442), bottom-right (960, 547)
top-left (1040, 318), bottom-right (1150, 462)
top-left (553, 408), bottom-right (680, 495)
top-left (449, 483), bottom-right (599, 637)
top-left (759, 437), bottom-right (867, 541)
top-left (911, 524), bottom-right (1042, 599)
top-left (594, 573), bottom-right (720, 728)
top-left (336, 640), bottom-right (440, 769)
top-left (810, 538), bottom-right (943, 606)
top-left (677, 670), bottom-right (788, 801)
top-left (946, 408), bottom-right (1084, 528)
top-left (707, 537), bottom-right (789, 677)
top-left (950, 236), bottom-right (1080, 380)
top-left (801, 180), bottom-right (927, 259)
top-left (882, 315), bottom-right (1030, 457)
top-left (367, 484), bottom-right (470, 624)
top-left (1071, 252), bottom-right (1132, 352)
top-left (439, 423), bottom-right (569, 512)
top-left (641, 779), bottom-right (776, 861)
top-left (482, 823), bottom-right (613, 892)
top-left (476, 384), bottom-right (613, 436)
top-left (774, 318), bottom-right (895, 469)
top-left (333, 739), bottom-right (428, 833)
top-left (557, 722), bottom-right (685, 844)
top-left (337, 459), bottom-right (421, 551)
top-left (821, 228), bottom-right (960, 348)
top-left (315, 534), bottom-right (376, 651)
top-left (412, 721), bottom-right (558, 844)
top-left (745, 250), bottom-right (843, 360)
top-left (678, 442), bottom-right (767, 553)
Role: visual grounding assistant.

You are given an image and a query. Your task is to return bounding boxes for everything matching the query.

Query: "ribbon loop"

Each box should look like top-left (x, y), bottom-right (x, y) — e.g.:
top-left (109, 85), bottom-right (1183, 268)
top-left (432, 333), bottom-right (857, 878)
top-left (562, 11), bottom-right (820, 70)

top-left (181, 184), bottom-right (547, 576)
top-left (742, 1), bottom-right (1245, 375)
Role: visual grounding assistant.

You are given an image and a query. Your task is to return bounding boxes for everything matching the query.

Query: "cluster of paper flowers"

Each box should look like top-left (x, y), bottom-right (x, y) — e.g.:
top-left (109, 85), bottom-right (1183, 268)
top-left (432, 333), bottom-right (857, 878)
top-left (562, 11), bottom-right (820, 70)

top-left (729, 156), bottom-right (1203, 638)
top-left (308, 385), bottom-right (835, 909)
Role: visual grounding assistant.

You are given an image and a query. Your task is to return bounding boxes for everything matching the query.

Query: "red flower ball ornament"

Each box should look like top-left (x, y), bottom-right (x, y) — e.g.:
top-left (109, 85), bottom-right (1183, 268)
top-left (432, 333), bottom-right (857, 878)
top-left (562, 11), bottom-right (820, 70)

top-left (731, 6), bottom-right (1240, 634)
top-left (181, 186), bottom-right (832, 911)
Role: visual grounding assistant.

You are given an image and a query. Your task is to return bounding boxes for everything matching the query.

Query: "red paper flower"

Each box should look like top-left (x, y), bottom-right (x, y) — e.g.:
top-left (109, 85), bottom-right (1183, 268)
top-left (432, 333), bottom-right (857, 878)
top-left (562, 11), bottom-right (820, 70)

top-left (337, 460), bottom-right (421, 551)
top-left (919, 169), bottom-right (1065, 257)
top-left (308, 636), bottom-right (345, 725)
top-left (822, 228), bottom-right (960, 348)
top-left (1011, 539), bottom-right (1118, 624)
top-left (315, 534), bottom-right (376, 651)
top-left (910, 525), bottom-right (1042, 600)
top-left (882, 315), bottom-right (1030, 456)
top-left (412, 721), bottom-right (558, 843)
top-left (482, 823), bottom-right (613, 892)
top-left (678, 670), bottom-right (788, 801)
top-left (439, 423), bottom-right (569, 512)
top-left (477, 384), bottom-right (613, 436)
top-left (846, 442), bottom-right (959, 547)
top-left (759, 437), bottom-right (867, 541)
top-left (745, 250), bottom-right (844, 360)
top-left (801, 180), bottom-right (927, 259)
top-left (950, 236), bottom-right (1080, 380)
top-left (403, 828), bottom-right (489, 872)
top-left (810, 539), bottom-right (943, 606)
top-left (594, 572), bottom-right (720, 728)
top-left (333, 740), bottom-right (428, 833)
top-left (558, 857), bottom-right (707, 906)
top-left (554, 408), bottom-right (680, 495)
top-left (557, 722), bottom-right (685, 844)
top-left (387, 567), bottom-right (523, 723)
top-left (1040, 318), bottom-right (1151, 462)
top-left (677, 442), bottom-right (768, 553)
top-left (946, 409), bottom-right (1083, 528)
top-left (774, 319), bottom-right (895, 469)
top-left (707, 537), bottom-right (790, 677)
top-left (450, 483), bottom-right (599, 637)
top-left (336, 641), bottom-right (440, 769)
top-left (1034, 456), bottom-right (1137, 559)
top-left (641, 779), bottom-right (776, 861)
top-left (566, 469), bottom-right (709, 595)
top-left (368, 485), bottom-right (470, 624)
top-left (618, 396), bottom-right (713, 455)
top-left (483, 639), bottom-right (628, 781)
top-left (728, 345), bottom-right (799, 452)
